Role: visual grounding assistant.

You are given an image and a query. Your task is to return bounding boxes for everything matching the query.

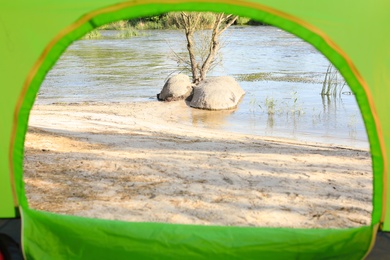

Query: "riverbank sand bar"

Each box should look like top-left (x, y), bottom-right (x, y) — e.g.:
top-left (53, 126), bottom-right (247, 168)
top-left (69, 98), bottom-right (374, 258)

top-left (24, 101), bottom-right (372, 228)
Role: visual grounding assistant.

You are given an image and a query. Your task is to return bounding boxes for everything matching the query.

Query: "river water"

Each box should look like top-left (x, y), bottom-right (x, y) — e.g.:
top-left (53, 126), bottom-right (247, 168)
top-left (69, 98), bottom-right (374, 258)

top-left (37, 26), bottom-right (368, 149)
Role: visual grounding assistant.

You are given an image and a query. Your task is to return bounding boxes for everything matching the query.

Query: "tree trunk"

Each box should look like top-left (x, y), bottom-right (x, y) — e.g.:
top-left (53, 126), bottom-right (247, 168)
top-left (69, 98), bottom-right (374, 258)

top-left (178, 12), bottom-right (238, 84)
top-left (199, 13), bottom-right (237, 82)
top-left (181, 12), bottom-right (201, 84)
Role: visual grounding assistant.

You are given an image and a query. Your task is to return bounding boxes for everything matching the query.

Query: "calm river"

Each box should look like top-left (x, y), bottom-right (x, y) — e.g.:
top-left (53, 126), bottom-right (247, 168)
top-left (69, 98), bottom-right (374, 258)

top-left (38, 26), bottom-right (369, 149)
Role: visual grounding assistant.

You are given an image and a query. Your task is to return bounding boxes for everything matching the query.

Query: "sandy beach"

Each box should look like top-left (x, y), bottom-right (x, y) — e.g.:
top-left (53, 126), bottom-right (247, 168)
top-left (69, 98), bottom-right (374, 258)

top-left (23, 101), bottom-right (372, 228)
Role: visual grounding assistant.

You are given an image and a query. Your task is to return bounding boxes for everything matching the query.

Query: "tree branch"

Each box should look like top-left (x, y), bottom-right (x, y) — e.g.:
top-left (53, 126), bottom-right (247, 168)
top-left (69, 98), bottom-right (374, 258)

top-left (218, 15), bottom-right (238, 36)
top-left (173, 12), bottom-right (237, 84)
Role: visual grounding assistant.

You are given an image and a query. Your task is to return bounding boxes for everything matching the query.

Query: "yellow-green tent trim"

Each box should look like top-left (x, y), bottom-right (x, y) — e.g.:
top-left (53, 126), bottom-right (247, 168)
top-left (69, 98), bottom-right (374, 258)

top-left (1, 0), bottom-right (389, 258)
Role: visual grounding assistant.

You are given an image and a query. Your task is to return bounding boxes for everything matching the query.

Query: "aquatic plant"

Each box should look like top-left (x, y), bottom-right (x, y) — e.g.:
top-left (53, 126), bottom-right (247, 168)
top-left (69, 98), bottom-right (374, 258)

top-left (289, 91), bottom-right (303, 116)
top-left (237, 72), bottom-right (269, 82)
top-left (265, 97), bottom-right (276, 115)
top-left (348, 114), bottom-right (358, 138)
top-left (249, 95), bottom-right (260, 113)
top-left (251, 91), bottom-right (304, 119)
top-left (237, 72), bottom-right (316, 83)
top-left (321, 63), bottom-right (346, 97)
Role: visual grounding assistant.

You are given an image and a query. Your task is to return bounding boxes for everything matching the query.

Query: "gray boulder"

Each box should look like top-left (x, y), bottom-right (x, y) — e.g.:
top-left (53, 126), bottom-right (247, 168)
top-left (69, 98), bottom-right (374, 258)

top-left (190, 76), bottom-right (245, 110)
top-left (157, 74), bottom-right (193, 101)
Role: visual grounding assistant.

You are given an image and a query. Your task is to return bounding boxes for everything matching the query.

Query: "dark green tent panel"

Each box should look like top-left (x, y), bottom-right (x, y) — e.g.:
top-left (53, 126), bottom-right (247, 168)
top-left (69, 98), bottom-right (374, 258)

top-left (1, 0), bottom-right (389, 258)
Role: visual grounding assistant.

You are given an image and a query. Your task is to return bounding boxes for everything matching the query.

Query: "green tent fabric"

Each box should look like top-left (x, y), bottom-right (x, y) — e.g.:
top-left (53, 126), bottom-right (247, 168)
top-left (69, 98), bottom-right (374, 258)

top-left (1, 0), bottom-right (389, 258)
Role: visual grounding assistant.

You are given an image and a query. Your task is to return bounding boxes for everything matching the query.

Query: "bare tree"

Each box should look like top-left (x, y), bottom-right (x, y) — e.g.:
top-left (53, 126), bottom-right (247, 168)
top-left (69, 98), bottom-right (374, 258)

top-left (176, 12), bottom-right (238, 84)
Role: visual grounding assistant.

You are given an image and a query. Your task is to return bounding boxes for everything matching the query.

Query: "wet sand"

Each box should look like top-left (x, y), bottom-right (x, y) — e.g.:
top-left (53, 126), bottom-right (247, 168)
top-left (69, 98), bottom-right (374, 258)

top-left (23, 101), bottom-right (372, 228)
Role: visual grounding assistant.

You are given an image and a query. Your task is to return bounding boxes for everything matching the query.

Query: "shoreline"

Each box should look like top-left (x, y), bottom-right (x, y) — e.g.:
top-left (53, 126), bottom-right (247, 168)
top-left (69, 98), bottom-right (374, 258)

top-left (24, 101), bottom-right (372, 228)
top-left (35, 100), bottom-right (370, 151)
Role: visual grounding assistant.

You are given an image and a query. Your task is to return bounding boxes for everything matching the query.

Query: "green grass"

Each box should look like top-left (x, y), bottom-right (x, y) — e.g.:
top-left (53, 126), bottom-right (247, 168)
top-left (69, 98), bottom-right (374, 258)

top-left (82, 30), bottom-right (101, 40)
top-left (236, 17), bottom-right (251, 25)
top-left (97, 13), bottom-right (267, 32)
top-left (134, 21), bottom-right (164, 30)
top-left (115, 27), bottom-right (141, 38)
top-left (99, 20), bottom-right (128, 30)
top-left (128, 12), bottom-right (218, 30)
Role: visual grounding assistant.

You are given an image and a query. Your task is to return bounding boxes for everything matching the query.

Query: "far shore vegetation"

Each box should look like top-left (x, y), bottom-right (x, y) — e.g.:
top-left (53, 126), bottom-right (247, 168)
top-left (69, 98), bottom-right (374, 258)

top-left (82, 12), bottom-right (266, 39)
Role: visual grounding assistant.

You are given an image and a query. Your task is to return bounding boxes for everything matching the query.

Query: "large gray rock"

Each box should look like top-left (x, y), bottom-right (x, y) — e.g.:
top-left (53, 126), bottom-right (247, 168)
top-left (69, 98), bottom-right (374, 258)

top-left (190, 76), bottom-right (245, 110)
top-left (157, 74), bottom-right (193, 101)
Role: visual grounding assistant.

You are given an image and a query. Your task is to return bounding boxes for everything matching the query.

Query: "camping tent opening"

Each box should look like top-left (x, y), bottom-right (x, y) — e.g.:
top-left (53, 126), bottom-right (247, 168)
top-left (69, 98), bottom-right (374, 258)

top-left (2, 1), bottom-right (388, 259)
top-left (24, 17), bottom-right (373, 230)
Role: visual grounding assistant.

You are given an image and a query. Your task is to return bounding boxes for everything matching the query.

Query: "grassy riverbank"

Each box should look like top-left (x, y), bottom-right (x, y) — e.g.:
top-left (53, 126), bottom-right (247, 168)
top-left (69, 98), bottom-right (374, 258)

top-left (100, 13), bottom-right (265, 30)
top-left (83, 12), bottom-right (265, 39)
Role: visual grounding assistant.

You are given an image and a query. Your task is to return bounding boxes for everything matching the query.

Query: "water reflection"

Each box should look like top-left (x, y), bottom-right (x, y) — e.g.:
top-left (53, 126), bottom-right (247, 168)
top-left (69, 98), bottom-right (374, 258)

top-left (190, 108), bottom-right (236, 128)
top-left (321, 94), bottom-right (358, 139)
top-left (267, 113), bottom-right (274, 130)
